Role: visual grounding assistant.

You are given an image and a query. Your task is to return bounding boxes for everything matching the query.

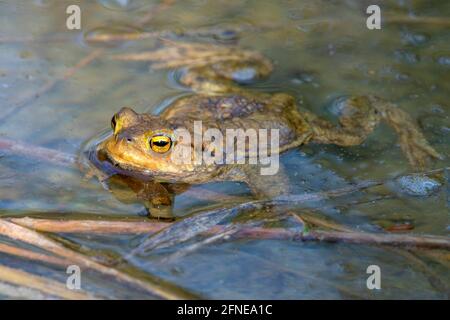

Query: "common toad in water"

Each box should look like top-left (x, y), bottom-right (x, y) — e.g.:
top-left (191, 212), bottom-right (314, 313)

top-left (89, 41), bottom-right (441, 217)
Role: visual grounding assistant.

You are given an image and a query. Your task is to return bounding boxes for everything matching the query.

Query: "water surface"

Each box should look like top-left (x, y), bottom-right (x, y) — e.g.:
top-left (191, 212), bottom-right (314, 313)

top-left (0, 0), bottom-right (448, 299)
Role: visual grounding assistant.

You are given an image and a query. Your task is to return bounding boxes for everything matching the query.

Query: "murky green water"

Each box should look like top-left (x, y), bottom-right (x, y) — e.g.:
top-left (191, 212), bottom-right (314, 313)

top-left (0, 0), bottom-right (449, 299)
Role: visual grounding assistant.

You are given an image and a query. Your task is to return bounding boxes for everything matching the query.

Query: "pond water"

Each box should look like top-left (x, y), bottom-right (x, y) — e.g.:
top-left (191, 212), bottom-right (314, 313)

top-left (0, 0), bottom-right (448, 299)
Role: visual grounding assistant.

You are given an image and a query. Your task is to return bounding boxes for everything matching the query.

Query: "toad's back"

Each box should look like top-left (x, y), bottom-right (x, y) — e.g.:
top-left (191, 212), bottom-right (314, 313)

top-left (160, 92), bottom-right (313, 150)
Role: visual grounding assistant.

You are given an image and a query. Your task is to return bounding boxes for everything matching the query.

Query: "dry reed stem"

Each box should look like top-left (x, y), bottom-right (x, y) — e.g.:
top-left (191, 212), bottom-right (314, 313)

top-left (0, 264), bottom-right (94, 299)
top-left (0, 243), bottom-right (69, 266)
top-left (0, 137), bottom-right (76, 166)
top-left (10, 217), bottom-right (168, 234)
top-left (0, 219), bottom-right (197, 299)
top-left (7, 217), bottom-right (450, 250)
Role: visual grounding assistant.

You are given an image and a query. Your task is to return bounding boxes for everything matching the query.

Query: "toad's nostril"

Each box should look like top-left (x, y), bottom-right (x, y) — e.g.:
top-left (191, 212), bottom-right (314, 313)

top-left (116, 132), bottom-right (133, 143)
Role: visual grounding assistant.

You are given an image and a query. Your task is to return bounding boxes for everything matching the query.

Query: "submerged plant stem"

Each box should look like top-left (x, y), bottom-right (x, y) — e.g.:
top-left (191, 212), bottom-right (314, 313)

top-left (0, 243), bottom-right (69, 266)
top-left (0, 137), bottom-right (76, 166)
top-left (7, 217), bottom-right (450, 250)
top-left (0, 219), bottom-right (198, 299)
top-left (0, 264), bottom-right (94, 299)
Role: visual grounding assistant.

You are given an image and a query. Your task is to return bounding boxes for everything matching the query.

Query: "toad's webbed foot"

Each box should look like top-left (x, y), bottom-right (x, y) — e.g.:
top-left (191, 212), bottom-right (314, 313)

top-left (112, 40), bottom-right (273, 93)
top-left (306, 95), bottom-right (442, 169)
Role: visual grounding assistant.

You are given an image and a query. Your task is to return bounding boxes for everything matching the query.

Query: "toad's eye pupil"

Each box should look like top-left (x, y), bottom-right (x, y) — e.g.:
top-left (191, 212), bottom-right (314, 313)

top-left (150, 136), bottom-right (172, 153)
top-left (154, 140), bottom-right (168, 147)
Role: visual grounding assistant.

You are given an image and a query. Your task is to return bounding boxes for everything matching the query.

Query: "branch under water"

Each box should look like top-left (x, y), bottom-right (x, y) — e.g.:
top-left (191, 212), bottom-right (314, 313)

top-left (7, 217), bottom-right (450, 251)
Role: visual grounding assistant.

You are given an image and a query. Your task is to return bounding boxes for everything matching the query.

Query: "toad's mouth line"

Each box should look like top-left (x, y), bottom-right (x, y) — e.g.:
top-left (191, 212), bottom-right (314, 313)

top-left (103, 149), bottom-right (156, 176)
top-left (100, 146), bottom-right (201, 183)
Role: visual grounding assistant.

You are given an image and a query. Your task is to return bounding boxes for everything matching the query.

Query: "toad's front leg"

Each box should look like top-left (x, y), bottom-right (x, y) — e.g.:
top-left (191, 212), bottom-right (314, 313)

top-left (304, 95), bottom-right (442, 169)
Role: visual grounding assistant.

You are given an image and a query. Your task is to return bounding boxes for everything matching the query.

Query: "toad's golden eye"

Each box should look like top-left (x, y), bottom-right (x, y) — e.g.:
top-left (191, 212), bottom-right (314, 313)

top-left (111, 114), bottom-right (121, 135)
top-left (111, 115), bottom-right (117, 130)
top-left (150, 135), bottom-right (172, 153)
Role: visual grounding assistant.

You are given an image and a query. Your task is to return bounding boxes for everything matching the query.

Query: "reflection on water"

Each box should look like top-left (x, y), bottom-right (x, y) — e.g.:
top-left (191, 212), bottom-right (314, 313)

top-left (0, 0), bottom-right (449, 299)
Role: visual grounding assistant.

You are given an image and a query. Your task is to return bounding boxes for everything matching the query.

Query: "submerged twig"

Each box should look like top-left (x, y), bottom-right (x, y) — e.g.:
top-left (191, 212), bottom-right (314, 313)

top-left (160, 224), bottom-right (242, 263)
top-left (0, 219), bottom-right (198, 299)
top-left (7, 217), bottom-right (450, 250)
top-left (296, 230), bottom-right (450, 250)
top-left (0, 264), bottom-right (94, 300)
top-left (0, 281), bottom-right (51, 299)
top-left (0, 243), bottom-right (69, 266)
top-left (1, 215), bottom-right (449, 299)
top-left (10, 217), bottom-right (167, 234)
top-left (297, 212), bottom-right (354, 232)
top-left (130, 201), bottom-right (262, 255)
top-left (0, 137), bottom-right (76, 166)
top-left (130, 180), bottom-right (382, 255)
